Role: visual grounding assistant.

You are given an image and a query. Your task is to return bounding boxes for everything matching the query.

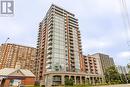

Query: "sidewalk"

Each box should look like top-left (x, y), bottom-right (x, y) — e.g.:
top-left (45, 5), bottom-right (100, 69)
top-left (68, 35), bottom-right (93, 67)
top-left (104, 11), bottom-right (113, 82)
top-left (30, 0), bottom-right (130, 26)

top-left (93, 84), bottom-right (130, 87)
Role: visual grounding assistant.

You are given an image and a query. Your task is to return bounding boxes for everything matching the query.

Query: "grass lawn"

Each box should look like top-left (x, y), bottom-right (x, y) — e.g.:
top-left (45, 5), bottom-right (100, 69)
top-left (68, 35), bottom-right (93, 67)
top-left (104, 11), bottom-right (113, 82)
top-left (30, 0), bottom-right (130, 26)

top-left (25, 85), bottom-right (90, 87)
top-left (25, 86), bottom-right (40, 87)
top-left (65, 86), bottom-right (91, 87)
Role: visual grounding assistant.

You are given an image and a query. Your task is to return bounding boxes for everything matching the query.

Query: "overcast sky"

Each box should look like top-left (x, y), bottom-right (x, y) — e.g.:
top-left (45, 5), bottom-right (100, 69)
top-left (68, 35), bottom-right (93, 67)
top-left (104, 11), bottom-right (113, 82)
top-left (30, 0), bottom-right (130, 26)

top-left (0, 0), bottom-right (130, 66)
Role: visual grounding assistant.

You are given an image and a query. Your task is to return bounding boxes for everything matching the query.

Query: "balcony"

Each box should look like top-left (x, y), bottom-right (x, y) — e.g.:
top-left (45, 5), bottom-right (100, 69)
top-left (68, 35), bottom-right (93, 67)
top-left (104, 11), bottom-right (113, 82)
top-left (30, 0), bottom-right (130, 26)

top-left (93, 60), bottom-right (96, 62)
top-left (40, 63), bottom-right (43, 65)
top-left (69, 45), bottom-right (73, 48)
top-left (48, 30), bottom-right (53, 35)
top-left (70, 42), bottom-right (73, 45)
top-left (48, 38), bottom-right (52, 42)
top-left (85, 69), bottom-right (88, 71)
top-left (71, 63), bottom-right (75, 66)
top-left (47, 54), bottom-right (52, 58)
top-left (69, 32), bottom-right (73, 36)
top-left (70, 56), bottom-right (74, 59)
top-left (84, 60), bottom-right (88, 63)
top-left (47, 56), bottom-right (52, 59)
top-left (47, 51), bottom-right (52, 55)
top-left (47, 46), bottom-right (52, 50)
top-left (69, 38), bottom-right (73, 42)
top-left (69, 35), bottom-right (73, 39)
top-left (69, 23), bottom-right (76, 28)
top-left (70, 53), bottom-right (74, 56)
top-left (68, 16), bottom-right (77, 22)
top-left (70, 49), bottom-right (74, 52)
top-left (69, 21), bottom-right (77, 26)
top-left (94, 65), bottom-right (97, 68)
top-left (41, 59), bottom-right (44, 61)
top-left (42, 37), bottom-right (45, 41)
top-left (55, 11), bottom-right (64, 17)
top-left (48, 32), bottom-right (53, 37)
top-left (46, 65), bottom-right (52, 69)
top-left (71, 60), bottom-right (75, 63)
top-left (48, 19), bottom-right (53, 24)
top-left (46, 60), bottom-right (52, 64)
top-left (48, 23), bottom-right (53, 28)
top-left (42, 44), bottom-right (45, 47)
top-left (48, 42), bottom-right (52, 46)
top-left (85, 63), bottom-right (88, 66)
top-left (40, 66), bottom-right (43, 70)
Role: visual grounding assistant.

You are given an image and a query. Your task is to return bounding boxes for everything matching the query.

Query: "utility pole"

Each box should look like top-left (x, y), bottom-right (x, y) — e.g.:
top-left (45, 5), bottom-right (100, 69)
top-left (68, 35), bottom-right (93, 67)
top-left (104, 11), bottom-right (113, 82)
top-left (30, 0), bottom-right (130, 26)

top-left (120, 0), bottom-right (130, 46)
top-left (4, 37), bottom-right (10, 44)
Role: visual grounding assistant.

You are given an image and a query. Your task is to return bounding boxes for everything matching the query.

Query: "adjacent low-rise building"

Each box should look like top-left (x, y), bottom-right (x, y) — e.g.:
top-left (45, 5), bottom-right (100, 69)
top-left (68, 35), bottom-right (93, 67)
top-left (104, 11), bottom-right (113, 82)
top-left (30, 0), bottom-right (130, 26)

top-left (82, 55), bottom-right (103, 75)
top-left (81, 53), bottom-right (115, 83)
top-left (82, 55), bottom-right (105, 84)
top-left (0, 68), bottom-right (35, 87)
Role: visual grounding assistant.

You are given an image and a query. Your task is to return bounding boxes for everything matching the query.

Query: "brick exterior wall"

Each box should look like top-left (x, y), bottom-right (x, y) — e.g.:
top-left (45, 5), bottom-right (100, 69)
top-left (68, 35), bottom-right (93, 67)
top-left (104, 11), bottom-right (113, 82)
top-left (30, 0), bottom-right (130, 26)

top-left (3, 77), bottom-right (35, 86)
top-left (4, 79), bottom-right (10, 87)
top-left (22, 77), bottom-right (35, 85)
top-left (0, 43), bottom-right (36, 73)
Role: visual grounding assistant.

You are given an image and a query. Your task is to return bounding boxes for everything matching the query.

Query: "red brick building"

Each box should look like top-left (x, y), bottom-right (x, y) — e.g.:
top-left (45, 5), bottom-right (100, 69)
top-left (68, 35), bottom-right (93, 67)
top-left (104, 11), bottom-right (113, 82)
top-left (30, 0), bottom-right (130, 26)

top-left (0, 68), bottom-right (35, 87)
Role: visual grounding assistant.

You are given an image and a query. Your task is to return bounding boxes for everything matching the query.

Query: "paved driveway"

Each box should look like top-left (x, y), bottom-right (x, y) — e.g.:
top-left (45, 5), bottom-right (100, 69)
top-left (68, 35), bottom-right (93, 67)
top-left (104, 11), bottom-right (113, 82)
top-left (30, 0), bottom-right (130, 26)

top-left (93, 84), bottom-right (130, 87)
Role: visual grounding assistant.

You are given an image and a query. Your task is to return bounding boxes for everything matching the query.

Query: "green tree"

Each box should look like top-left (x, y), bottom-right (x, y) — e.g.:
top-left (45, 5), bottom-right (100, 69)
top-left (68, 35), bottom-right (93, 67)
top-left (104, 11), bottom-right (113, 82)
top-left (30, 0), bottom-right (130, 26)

top-left (120, 74), bottom-right (127, 84)
top-left (126, 71), bottom-right (130, 83)
top-left (65, 77), bottom-right (74, 86)
top-left (104, 66), bottom-right (121, 84)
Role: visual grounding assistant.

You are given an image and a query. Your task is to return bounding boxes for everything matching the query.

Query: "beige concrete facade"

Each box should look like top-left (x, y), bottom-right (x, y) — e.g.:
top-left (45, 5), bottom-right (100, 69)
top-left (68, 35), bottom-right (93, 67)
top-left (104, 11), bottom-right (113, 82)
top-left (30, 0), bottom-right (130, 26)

top-left (82, 55), bottom-right (104, 76)
top-left (0, 43), bottom-right (36, 73)
top-left (44, 72), bottom-right (103, 87)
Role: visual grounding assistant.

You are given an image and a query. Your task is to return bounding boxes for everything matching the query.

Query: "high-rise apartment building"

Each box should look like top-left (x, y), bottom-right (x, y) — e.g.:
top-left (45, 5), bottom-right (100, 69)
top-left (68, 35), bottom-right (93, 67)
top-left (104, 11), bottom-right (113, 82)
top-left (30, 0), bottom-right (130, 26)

top-left (0, 43), bottom-right (36, 73)
top-left (116, 65), bottom-right (128, 75)
top-left (35, 4), bottom-right (104, 87)
top-left (91, 53), bottom-right (115, 74)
